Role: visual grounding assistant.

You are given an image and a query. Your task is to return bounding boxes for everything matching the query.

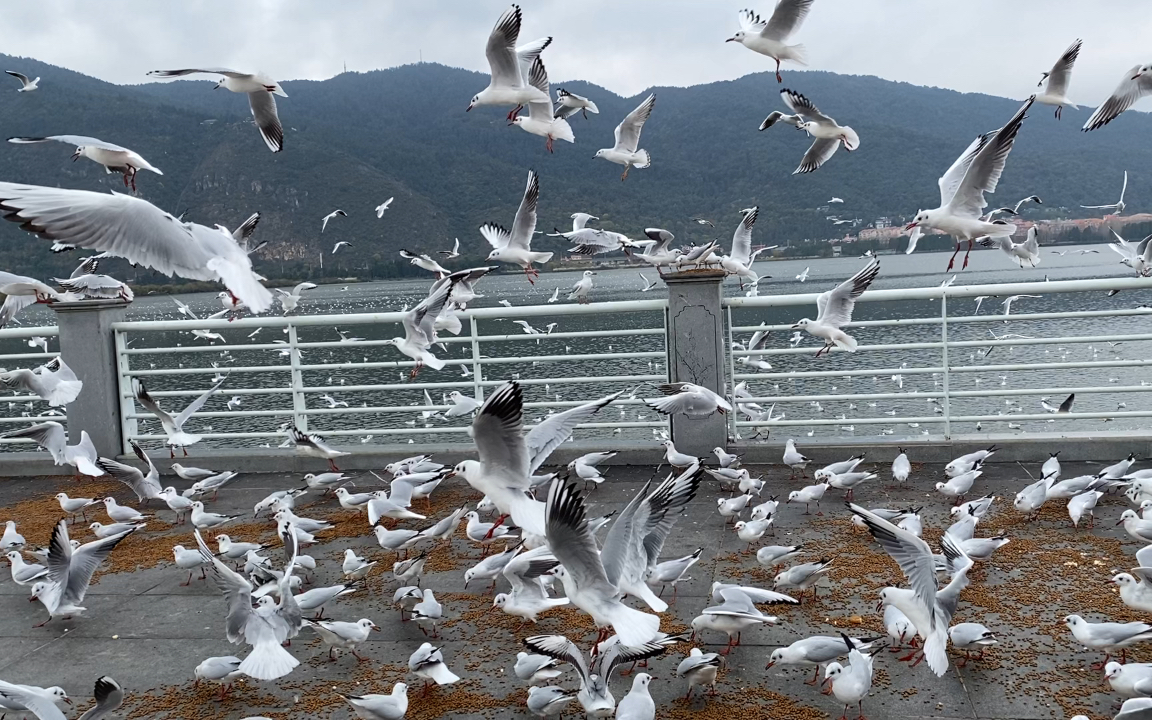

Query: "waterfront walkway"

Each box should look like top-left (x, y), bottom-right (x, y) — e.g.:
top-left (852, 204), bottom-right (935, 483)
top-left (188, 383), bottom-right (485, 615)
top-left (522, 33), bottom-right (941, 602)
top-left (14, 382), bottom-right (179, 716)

top-left (0, 461), bottom-right (1138, 719)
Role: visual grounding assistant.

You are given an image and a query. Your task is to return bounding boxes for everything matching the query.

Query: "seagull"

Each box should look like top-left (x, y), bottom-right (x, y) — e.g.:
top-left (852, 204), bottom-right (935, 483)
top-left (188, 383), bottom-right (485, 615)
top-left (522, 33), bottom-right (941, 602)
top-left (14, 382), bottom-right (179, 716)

top-left (638, 273), bottom-right (659, 292)
top-left (0, 271), bottom-right (59, 327)
top-left (332, 241), bottom-right (351, 254)
top-left (29, 519), bottom-right (138, 626)
top-left (524, 634), bottom-right (667, 718)
top-left (719, 207), bottom-right (764, 287)
top-left (399, 249), bottom-right (450, 277)
top-left (468, 5), bottom-right (551, 120)
top-left (792, 259), bottom-right (879, 356)
top-left (796, 266), bottom-right (810, 281)
top-left (511, 58), bottom-right (574, 153)
top-left (1083, 64), bottom-right (1152, 131)
top-left (133, 377), bottom-right (225, 457)
top-left (1000, 294), bottom-right (1040, 317)
top-left (383, 272), bottom-right (461, 378)
top-left (690, 217), bottom-right (715, 227)
top-left (321, 209), bottom-right (347, 232)
top-left (776, 89), bottom-right (859, 174)
top-left (646, 382), bottom-right (732, 417)
top-left (54, 271), bottom-right (134, 301)
top-left (5, 70), bottom-right (39, 91)
top-left (275, 282), bottom-right (317, 315)
top-left (480, 169), bottom-right (552, 283)
top-left (195, 524), bottom-right (301, 680)
top-left (1035, 39), bottom-right (1082, 119)
top-left (147, 68), bottom-right (287, 151)
top-left (8, 136), bottom-right (162, 192)
top-left (759, 109), bottom-right (803, 130)
top-left (726, 1), bottom-right (815, 82)
top-left (0, 183), bottom-right (274, 312)
top-left (375, 197), bottom-right (394, 218)
top-left (95, 440), bottom-right (164, 503)
top-left (291, 427), bottom-right (349, 471)
top-left (1082, 171), bottom-right (1128, 215)
top-left (554, 89), bottom-right (599, 121)
top-left (0, 357), bottom-right (82, 406)
top-left (341, 684), bottom-right (409, 720)
top-left (568, 271), bottom-right (595, 304)
top-left (906, 97), bottom-right (1034, 271)
top-left (1109, 229), bottom-right (1152, 276)
top-left (1, 421), bottom-right (103, 477)
top-left (438, 238), bottom-right (461, 258)
top-left (595, 94), bottom-right (655, 181)
top-left (980, 225), bottom-right (1040, 268)
top-left (1041, 393), bottom-right (1075, 414)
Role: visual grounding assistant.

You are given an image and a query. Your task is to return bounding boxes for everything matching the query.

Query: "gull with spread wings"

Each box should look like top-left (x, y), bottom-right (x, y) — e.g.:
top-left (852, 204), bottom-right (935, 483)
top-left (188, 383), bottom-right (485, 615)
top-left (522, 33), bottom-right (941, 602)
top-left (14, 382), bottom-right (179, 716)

top-left (383, 273), bottom-right (462, 378)
top-left (792, 259), bottom-right (880, 356)
top-left (8, 135), bottom-right (162, 192)
top-left (595, 94), bottom-right (656, 181)
top-left (30, 519), bottom-right (138, 626)
top-left (480, 170), bottom-right (552, 283)
top-left (468, 5), bottom-right (552, 120)
top-left (1, 421), bottom-right (103, 478)
top-left (147, 68), bottom-right (287, 152)
top-left (133, 377), bottom-right (226, 457)
top-left (1035, 39), bottom-right (1081, 119)
top-left (726, 1), bottom-right (815, 82)
top-left (95, 440), bottom-right (164, 502)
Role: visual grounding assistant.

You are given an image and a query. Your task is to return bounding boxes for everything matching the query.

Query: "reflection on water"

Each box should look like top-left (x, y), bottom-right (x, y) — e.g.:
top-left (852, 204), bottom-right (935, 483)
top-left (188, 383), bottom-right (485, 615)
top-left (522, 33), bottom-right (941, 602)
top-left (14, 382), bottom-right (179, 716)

top-left (2, 244), bottom-right (1151, 452)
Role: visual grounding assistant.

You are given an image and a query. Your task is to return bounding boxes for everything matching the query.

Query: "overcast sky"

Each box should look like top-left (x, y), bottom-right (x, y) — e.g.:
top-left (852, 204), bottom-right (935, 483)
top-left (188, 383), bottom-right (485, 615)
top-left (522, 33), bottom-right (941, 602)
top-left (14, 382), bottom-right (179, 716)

top-left (6, 0), bottom-right (1151, 108)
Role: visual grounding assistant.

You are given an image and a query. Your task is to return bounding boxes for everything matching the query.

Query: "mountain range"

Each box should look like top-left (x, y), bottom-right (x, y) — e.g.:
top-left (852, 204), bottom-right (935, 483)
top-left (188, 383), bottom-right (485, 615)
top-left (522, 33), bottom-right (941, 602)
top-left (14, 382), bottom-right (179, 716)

top-left (0, 54), bottom-right (1148, 284)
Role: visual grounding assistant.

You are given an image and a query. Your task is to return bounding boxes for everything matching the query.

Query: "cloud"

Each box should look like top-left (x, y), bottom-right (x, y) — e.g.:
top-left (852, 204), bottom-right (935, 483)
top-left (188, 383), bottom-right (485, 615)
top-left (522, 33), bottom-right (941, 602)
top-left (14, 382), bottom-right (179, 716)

top-left (6, 0), bottom-right (1152, 110)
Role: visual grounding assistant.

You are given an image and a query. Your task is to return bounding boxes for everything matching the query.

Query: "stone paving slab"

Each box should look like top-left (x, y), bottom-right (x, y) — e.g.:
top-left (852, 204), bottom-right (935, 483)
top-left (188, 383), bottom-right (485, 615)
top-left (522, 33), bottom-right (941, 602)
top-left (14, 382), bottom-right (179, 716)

top-left (0, 458), bottom-right (1144, 719)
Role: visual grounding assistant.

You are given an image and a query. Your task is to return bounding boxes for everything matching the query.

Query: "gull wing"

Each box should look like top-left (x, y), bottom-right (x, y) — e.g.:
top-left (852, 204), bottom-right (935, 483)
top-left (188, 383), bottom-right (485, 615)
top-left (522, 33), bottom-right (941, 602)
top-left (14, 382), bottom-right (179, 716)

top-left (613, 94), bottom-right (655, 153)
top-left (0, 368), bottom-right (39, 395)
top-left (4, 71), bottom-right (31, 84)
top-left (526, 391), bottom-right (621, 473)
top-left (195, 527), bottom-right (254, 644)
top-left (291, 282), bottom-right (317, 296)
top-left (601, 479), bottom-right (654, 587)
top-left (594, 639), bottom-right (670, 680)
top-left (780, 89), bottom-right (831, 125)
top-left (77, 676), bottom-right (123, 720)
top-left (508, 170), bottom-right (540, 251)
top-left (1043, 39), bottom-right (1081, 97)
top-left (730, 207), bottom-right (757, 265)
top-left (479, 223), bottom-right (512, 251)
top-left (794, 137), bottom-right (840, 174)
top-left (247, 90), bottom-right (284, 152)
top-left (474, 382), bottom-right (531, 483)
top-left (0, 293), bottom-right (36, 327)
top-left (946, 97), bottom-right (1033, 218)
top-left (484, 6), bottom-right (524, 88)
top-left (232, 212), bottom-right (261, 244)
top-left (0, 682), bottom-right (66, 720)
top-left (173, 376), bottom-right (227, 429)
top-left (848, 504), bottom-right (940, 630)
top-left (937, 133), bottom-right (991, 208)
top-left (146, 68), bottom-right (250, 79)
top-left (545, 478), bottom-right (618, 600)
top-left (1057, 393), bottom-right (1075, 413)
top-left (815, 259), bottom-right (880, 329)
top-left (523, 634), bottom-right (590, 686)
top-left (405, 277), bottom-right (454, 345)
top-left (1084, 67), bottom-right (1152, 131)
top-left (524, 58), bottom-right (554, 121)
top-left (641, 465), bottom-right (705, 568)
top-left (761, 0), bottom-right (815, 41)
top-left (2, 421), bottom-right (67, 463)
top-left (9, 135), bottom-right (131, 153)
top-left (52, 520), bottom-right (137, 608)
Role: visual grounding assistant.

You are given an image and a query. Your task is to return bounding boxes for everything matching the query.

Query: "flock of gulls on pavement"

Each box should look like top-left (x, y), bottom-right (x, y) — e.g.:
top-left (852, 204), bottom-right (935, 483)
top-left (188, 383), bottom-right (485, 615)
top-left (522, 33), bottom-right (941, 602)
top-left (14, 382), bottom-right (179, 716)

top-left (0, 1), bottom-right (1149, 719)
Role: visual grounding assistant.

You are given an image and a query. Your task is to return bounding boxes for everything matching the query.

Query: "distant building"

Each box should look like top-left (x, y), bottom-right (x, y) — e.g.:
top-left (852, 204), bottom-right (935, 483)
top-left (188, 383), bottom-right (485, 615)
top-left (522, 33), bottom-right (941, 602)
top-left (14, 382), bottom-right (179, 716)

top-left (874, 217), bottom-right (892, 229)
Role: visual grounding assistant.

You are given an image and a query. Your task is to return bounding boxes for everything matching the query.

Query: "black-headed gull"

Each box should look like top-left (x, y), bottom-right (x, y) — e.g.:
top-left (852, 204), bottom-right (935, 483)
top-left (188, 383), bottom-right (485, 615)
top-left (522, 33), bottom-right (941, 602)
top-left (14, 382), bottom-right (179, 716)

top-left (275, 282), bottom-right (316, 315)
top-left (340, 683), bottom-right (408, 720)
top-left (524, 634), bottom-right (667, 718)
top-left (437, 238), bottom-right (460, 258)
top-left (719, 207), bottom-right (764, 287)
top-left (147, 68), bottom-right (287, 152)
top-left (1083, 64), bottom-right (1152, 131)
top-left (0, 270), bottom-right (59, 326)
top-left (726, 1), bottom-right (815, 82)
top-left (468, 5), bottom-right (551, 120)
top-left (0, 682), bottom-right (69, 720)
top-left (55, 271), bottom-right (134, 301)
top-left (776, 89), bottom-right (859, 174)
top-left (5, 70), bottom-right (38, 91)
top-left (595, 94), bottom-right (655, 181)
top-left (526, 686), bottom-right (574, 716)
top-left (568, 270), bottom-right (595, 304)
top-left (133, 377), bottom-right (225, 457)
top-left (399, 249), bottom-right (449, 276)
top-left (481, 170), bottom-right (552, 282)
top-left (1109, 229), bottom-right (1152, 276)
top-left (321, 209), bottom-right (347, 232)
top-left (645, 382), bottom-right (732, 417)
top-left (823, 635), bottom-right (881, 720)
top-left (906, 97), bottom-right (1034, 271)
top-left (512, 59), bottom-right (574, 153)
top-left (0, 183), bottom-right (274, 312)
top-left (332, 241), bottom-right (351, 254)
top-left (638, 272), bottom-right (659, 292)
top-left (375, 197), bottom-right (393, 218)
top-left (791, 259), bottom-right (879, 356)
top-left (30, 519), bottom-right (138, 626)
top-left (979, 225), bottom-right (1040, 267)
top-left (554, 88), bottom-right (598, 120)
top-left (1035, 39), bottom-right (1081, 119)
top-left (1, 421), bottom-right (102, 477)
top-left (949, 623), bottom-right (996, 665)
top-left (291, 427), bottom-right (349, 471)
top-left (9, 135), bottom-right (162, 192)
top-left (96, 440), bottom-right (163, 502)
top-left (759, 109), bottom-right (802, 131)
top-left (0, 357), bottom-right (82, 407)
top-left (384, 272), bottom-right (461, 378)
top-left (1082, 171), bottom-right (1128, 215)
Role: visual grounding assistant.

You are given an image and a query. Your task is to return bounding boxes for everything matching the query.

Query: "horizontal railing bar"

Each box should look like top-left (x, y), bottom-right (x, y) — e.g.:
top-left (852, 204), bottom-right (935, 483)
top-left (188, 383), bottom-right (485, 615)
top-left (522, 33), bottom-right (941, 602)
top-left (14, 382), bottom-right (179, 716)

top-left (736, 367), bottom-right (944, 380)
top-left (735, 384), bottom-right (1152, 405)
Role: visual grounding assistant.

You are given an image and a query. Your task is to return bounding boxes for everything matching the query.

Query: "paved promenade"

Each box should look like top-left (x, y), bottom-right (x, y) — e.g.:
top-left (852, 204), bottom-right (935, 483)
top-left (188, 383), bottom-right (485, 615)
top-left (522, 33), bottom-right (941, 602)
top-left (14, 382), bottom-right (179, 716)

top-left (0, 459), bottom-right (1141, 720)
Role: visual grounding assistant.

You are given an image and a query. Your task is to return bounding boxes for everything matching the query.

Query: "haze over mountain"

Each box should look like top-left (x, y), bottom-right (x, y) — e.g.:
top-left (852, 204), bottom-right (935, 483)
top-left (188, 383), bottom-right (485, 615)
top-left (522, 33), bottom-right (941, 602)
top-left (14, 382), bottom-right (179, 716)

top-left (0, 53), bottom-right (1148, 283)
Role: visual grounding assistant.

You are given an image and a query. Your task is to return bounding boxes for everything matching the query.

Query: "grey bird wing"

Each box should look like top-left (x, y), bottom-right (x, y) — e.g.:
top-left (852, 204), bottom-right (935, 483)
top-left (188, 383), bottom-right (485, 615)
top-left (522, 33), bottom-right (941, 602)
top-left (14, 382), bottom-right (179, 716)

top-left (613, 95), bottom-right (655, 153)
top-left (77, 677), bottom-right (123, 720)
top-left (761, 0), bottom-right (815, 41)
top-left (526, 390), bottom-right (621, 473)
top-left (195, 528), bottom-right (254, 644)
top-left (246, 91), bottom-right (284, 153)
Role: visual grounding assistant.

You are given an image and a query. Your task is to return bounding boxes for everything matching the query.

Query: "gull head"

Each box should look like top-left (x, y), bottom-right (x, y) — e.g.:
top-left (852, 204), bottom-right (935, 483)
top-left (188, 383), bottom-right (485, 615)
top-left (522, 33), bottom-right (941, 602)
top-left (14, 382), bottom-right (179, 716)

top-left (463, 567), bottom-right (477, 588)
top-left (5, 550), bottom-right (19, 563)
top-left (467, 93), bottom-right (483, 111)
top-left (359, 618), bottom-right (380, 632)
top-left (1118, 509), bottom-right (1140, 526)
top-left (824, 662), bottom-right (843, 680)
top-left (492, 593), bottom-right (509, 608)
top-left (257, 595), bottom-right (276, 607)
top-left (593, 149), bottom-right (607, 159)
top-left (906, 210), bottom-right (931, 230)
top-left (766, 648), bottom-right (784, 669)
top-left (1063, 614), bottom-right (1083, 630)
top-left (1112, 573), bottom-right (1135, 588)
top-left (70, 146), bottom-right (85, 162)
top-left (791, 318), bottom-right (811, 330)
top-left (486, 248), bottom-right (504, 262)
top-left (29, 581), bottom-right (46, 600)
top-left (49, 688), bottom-right (70, 706)
top-left (726, 31), bottom-right (745, 43)
top-left (1105, 661), bottom-right (1124, 680)
top-left (213, 79), bottom-right (226, 90)
top-left (1135, 66), bottom-right (1152, 80)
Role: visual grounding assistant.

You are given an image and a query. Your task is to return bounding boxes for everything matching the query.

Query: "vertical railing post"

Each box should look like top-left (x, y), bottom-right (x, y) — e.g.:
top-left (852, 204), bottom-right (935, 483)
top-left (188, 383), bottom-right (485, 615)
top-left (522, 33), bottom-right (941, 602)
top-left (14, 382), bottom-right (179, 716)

top-left (940, 294), bottom-right (951, 439)
top-left (52, 298), bottom-right (130, 458)
top-left (288, 324), bottom-right (307, 433)
top-left (113, 328), bottom-right (137, 454)
top-left (726, 306), bottom-right (739, 441)
top-left (469, 316), bottom-right (484, 402)
top-left (662, 269), bottom-right (728, 454)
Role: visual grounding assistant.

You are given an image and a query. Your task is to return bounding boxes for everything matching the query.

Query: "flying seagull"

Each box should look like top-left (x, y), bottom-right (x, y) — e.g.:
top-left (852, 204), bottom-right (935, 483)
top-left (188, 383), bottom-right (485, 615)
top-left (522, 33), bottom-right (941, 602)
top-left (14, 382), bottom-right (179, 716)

top-left (595, 94), bottom-right (656, 181)
top-left (146, 68), bottom-right (287, 152)
top-left (1035, 39), bottom-right (1082, 119)
top-left (8, 136), bottom-right (162, 192)
top-left (467, 5), bottom-right (552, 120)
top-left (726, 1), bottom-right (815, 82)
top-left (132, 377), bottom-right (226, 457)
top-left (5, 70), bottom-right (39, 91)
top-left (321, 209), bottom-right (347, 232)
top-left (1083, 63), bottom-right (1152, 131)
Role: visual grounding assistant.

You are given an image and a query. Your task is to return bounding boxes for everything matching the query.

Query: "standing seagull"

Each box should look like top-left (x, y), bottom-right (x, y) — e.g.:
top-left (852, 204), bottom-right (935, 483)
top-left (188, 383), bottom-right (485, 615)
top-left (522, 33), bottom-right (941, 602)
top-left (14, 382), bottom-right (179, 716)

top-left (554, 89), bottom-right (598, 120)
top-left (0, 183), bottom-right (274, 312)
top-left (726, 1), bottom-right (815, 82)
top-left (595, 94), bottom-right (656, 181)
top-left (568, 271), bottom-right (595, 304)
top-left (1035, 39), bottom-right (1082, 119)
top-left (481, 170), bottom-right (553, 283)
top-left (792, 259), bottom-right (880, 356)
top-left (146, 69), bottom-right (287, 152)
top-left (133, 377), bottom-right (225, 457)
top-left (905, 97), bottom-right (1034, 271)
top-left (8, 136), bottom-right (162, 192)
top-left (1081, 171), bottom-right (1128, 216)
top-left (5, 70), bottom-right (39, 91)
top-left (777, 89), bottom-right (859, 174)
top-left (1083, 64), bottom-right (1152, 131)
top-left (467, 5), bottom-right (552, 120)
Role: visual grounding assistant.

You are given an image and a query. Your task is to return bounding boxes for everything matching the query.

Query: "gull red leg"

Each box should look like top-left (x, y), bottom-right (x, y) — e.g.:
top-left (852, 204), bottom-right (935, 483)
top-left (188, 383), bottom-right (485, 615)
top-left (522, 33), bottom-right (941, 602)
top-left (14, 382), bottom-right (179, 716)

top-left (962, 238), bottom-right (974, 269)
top-left (947, 242), bottom-right (960, 271)
top-left (775, 58), bottom-right (783, 83)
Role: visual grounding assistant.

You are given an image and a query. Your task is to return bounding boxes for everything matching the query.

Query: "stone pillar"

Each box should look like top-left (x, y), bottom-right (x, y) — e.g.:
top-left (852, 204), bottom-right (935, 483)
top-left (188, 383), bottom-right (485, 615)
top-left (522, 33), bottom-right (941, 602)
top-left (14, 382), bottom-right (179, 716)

top-left (663, 269), bottom-right (728, 454)
top-left (53, 299), bottom-right (129, 458)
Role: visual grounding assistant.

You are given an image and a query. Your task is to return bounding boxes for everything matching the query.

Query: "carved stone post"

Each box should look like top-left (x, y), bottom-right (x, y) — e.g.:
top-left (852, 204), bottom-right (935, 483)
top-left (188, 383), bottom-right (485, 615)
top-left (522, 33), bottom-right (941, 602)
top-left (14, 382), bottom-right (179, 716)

top-left (663, 269), bottom-right (728, 455)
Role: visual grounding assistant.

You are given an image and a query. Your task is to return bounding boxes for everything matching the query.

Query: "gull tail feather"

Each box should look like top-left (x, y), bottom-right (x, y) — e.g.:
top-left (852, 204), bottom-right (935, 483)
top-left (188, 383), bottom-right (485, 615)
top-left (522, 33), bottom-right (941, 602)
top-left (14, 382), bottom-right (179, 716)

top-left (552, 119), bottom-right (575, 143)
top-left (49, 380), bottom-right (83, 406)
top-left (426, 663), bottom-right (461, 685)
top-left (421, 352), bottom-right (446, 371)
top-left (507, 494), bottom-right (547, 538)
top-left (923, 628), bottom-right (949, 677)
top-left (627, 579), bottom-right (669, 613)
top-left (608, 604), bottom-right (661, 647)
top-left (785, 43), bottom-right (808, 65)
top-left (207, 257), bottom-right (274, 314)
top-left (240, 640), bottom-right (300, 680)
top-left (633, 150), bottom-right (652, 169)
top-left (529, 251), bottom-right (554, 265)
top-left (831, 332), bottom-right (858, 352)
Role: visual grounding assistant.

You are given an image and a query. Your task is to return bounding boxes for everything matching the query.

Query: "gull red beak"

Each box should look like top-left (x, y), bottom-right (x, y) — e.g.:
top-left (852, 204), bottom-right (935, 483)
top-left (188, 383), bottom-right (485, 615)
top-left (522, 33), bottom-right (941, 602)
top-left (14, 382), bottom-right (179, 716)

top-left (1116, 518), bottom-right (1126, 526)
top-left (725, 36), bottom-right (738, 42)
top-left (905, 222), bottom-right (918, 230)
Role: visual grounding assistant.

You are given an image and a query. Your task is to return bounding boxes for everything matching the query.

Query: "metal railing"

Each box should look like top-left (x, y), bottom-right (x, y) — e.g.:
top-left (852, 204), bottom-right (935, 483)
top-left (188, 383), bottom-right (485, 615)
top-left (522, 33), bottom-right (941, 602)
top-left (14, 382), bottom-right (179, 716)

top-left (0, 325), bottom-right (65, 444)
top-left (111, 300), bottom-right (670, 453)
top-left (724, 275), bottom-right (1152, 441)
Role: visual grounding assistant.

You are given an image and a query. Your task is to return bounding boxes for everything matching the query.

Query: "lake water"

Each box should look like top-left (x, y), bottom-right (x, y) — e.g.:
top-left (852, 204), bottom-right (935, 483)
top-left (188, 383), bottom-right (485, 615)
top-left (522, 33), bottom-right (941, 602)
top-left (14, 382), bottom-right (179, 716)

top-left (5, 244), bottom-right (1152, 450)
